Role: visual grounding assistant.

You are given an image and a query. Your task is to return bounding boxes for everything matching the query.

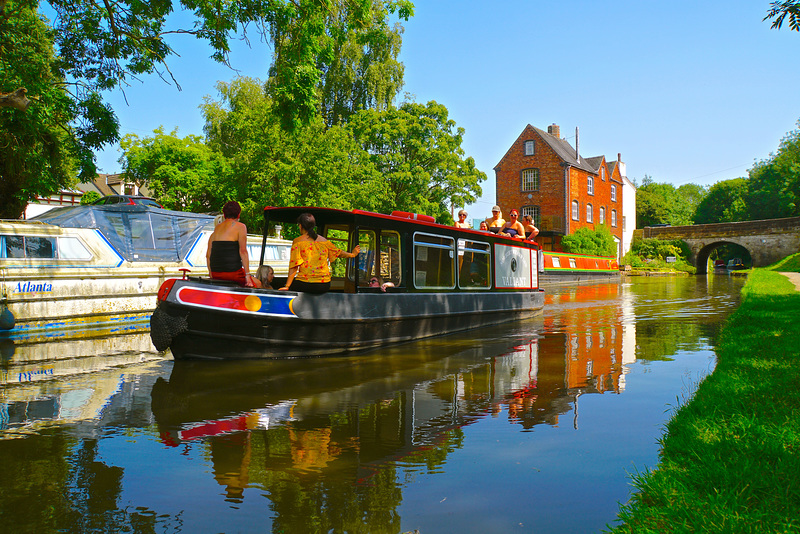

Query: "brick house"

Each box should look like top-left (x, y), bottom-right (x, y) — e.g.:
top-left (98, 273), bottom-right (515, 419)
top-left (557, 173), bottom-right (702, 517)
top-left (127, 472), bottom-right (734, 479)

top-left (494, 124), bottom-right (630, 259)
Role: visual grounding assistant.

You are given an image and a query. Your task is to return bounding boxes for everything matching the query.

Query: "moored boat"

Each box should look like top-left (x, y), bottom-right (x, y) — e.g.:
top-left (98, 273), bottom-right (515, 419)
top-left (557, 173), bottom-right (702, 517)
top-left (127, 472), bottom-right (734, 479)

top-left (540, 251), bottom-right (620, 285)
top-left (0, 204), bottom-right (289, 337)
top-left (150, 207), bottom-right (546, 359)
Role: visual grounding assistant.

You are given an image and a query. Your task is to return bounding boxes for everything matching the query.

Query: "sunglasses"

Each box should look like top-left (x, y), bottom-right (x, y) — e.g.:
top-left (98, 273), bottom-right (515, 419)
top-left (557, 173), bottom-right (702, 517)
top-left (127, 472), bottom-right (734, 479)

top-left (510, 214), bottom-right (518, 217)
top-left (459, 213), bottom-right (467, 217)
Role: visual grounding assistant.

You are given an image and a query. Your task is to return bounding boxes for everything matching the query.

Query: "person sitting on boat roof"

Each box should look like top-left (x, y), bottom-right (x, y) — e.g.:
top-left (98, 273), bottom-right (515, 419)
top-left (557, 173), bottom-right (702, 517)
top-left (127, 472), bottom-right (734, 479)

top-left (479, 221), bottom-right (490, 232)
top-left (487, 205), bottom-right (505, 233)
top-left (454, 209), bottom-right (470, 228)
top-left (255, 265), bottom-right (274, 289)
top-left (522, 214), bottom-right (540, 241)
top-left (499, 209), bottom-right (526, 239)
top-left (206, 201), bottom-right (259, 288)
top-left (280, 213), bottom-right (360, 294)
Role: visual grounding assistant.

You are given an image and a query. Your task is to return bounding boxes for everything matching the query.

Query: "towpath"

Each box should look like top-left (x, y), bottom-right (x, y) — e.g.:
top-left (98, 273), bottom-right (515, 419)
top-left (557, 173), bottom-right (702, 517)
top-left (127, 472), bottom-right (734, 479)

top-left (779, 271), bottom-right (800, 291)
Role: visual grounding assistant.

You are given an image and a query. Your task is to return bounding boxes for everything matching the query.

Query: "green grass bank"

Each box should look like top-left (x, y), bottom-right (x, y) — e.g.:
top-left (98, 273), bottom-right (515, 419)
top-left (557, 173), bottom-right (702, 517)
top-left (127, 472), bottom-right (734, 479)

top-left (607, 266), bottom-right (800, 533)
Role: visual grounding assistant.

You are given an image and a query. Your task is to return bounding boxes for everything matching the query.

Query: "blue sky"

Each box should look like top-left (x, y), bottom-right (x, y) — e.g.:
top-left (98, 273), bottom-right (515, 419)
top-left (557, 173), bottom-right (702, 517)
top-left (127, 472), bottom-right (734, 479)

top-left (95, 1), bottom-right (800, 216)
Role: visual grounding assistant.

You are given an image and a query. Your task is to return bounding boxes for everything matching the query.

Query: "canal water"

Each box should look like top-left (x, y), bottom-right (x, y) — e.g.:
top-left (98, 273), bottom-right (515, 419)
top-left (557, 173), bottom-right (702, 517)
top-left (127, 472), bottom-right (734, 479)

top-left (0, 275), bottom-right (745, 533)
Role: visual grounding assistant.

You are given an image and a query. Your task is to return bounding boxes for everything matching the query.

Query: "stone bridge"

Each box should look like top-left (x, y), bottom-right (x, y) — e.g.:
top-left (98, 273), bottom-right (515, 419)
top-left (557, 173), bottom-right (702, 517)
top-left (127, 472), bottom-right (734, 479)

top-left (641, 217), bottom-right (800, 272)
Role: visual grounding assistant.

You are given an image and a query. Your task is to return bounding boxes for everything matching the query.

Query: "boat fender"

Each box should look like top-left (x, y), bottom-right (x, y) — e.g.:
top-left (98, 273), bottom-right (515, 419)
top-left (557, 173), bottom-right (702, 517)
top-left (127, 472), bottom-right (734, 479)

top-left (150, 307), bottom-right (188, 352)
top-left (390, 211), bottom-right (436, 223)
top-left (0, 304), bottom-right (14, 331)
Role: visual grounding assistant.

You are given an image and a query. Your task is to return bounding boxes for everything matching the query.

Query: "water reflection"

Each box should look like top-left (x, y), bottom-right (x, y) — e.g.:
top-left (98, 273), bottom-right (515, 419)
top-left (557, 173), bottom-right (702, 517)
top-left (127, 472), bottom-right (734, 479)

top-left (0, 275), bottom-right (745, 533)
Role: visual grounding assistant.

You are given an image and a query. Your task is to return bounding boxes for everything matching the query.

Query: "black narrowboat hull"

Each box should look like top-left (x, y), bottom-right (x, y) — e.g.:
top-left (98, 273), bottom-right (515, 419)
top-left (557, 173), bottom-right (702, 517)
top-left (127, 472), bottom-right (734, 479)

top-left (151, 280), bottom-right (545, 359)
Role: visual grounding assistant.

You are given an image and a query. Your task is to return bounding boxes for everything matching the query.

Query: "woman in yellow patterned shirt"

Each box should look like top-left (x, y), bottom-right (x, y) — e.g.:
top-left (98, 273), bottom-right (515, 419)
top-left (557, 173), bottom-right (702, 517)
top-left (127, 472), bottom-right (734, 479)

top-left (279, 213), bottom-right (360, 294)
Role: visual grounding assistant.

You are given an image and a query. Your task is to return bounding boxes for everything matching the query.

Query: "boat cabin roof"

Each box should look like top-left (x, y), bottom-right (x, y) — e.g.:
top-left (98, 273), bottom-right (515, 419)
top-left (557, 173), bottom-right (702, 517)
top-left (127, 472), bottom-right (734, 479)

top-left (30, 204), bottom-right (216, 262)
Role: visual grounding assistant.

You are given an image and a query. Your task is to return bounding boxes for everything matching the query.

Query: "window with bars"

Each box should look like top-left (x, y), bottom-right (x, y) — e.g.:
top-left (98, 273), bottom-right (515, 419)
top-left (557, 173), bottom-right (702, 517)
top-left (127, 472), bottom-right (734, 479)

top-left (587, 176), bottom-right (594, 195)
top-left (571, 200), bottom-right (579, 221)
top-left (586, 203), bottom-right (593, 223)
top-left (611, 210), bottom-right (617, 227)
top-left (611, 184), bottom-right (617, 202)
top-left (599, 206), bottom-right (605, 225)
top-left (521, 205), bottom-right (540, 227)
top-left (521, 168), bottom-right (539, 192)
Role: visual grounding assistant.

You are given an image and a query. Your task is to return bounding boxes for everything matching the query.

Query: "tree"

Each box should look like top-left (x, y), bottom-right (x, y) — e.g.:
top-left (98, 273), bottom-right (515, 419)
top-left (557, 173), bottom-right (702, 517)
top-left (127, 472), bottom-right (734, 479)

top-left (635, 177), bottom-right (705, 227)
top-left (202, 77), bottom-right (388, 230)
top-left (764, 1), bottom-right (800, 31)
top-left (693, 178), bottom-right (749, 224)
top-left (1, 0), bottom-right (413, 217)
top-left (315, 2), bottom-right (406, 128)
top-left (346, 100), bottom-right (485, 222)
top-left (747, 120), bottom-right (800, 220)
top-left (120, 128), bottom-right (231, 213)
top-left (0, 0), bottom-right (118, 218)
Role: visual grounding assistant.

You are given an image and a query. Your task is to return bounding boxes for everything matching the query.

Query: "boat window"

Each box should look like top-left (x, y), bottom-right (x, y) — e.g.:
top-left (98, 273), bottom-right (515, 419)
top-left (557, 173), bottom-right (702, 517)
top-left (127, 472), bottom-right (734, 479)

top-left (458, 239), bottom-right (491, 289)
top-left (250, 243), bottom-right (290, 262)
top-left (352, 230), bottom-right (377, 284)
top-left (0, 235), bottom-right (56, 259)
top-left (325, 226), bottom-right (351, 279)
top-left (151, 214), bottom-right (177, 250)
top-left (380, 231), bottom-right (402, 286)
top-left (569, 258), bottom-right (577, 269)
top-left (413, 233), bottom-right (455, 289)
top-left (552, 257), bottom-right (561, 268)
top-left (57, 237), bottom-right (92, 260)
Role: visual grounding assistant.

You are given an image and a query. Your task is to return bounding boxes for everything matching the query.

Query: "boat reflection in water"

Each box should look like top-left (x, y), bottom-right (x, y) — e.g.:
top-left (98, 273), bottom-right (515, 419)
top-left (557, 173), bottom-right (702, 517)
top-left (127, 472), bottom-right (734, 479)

top-left (1, 326), bottom-right (167, 437)
top-left (150, 304), bottom-right (630, 520)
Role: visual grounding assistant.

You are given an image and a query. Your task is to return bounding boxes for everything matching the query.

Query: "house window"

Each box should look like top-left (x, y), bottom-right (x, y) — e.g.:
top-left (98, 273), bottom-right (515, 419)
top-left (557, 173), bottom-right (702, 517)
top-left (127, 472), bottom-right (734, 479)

top-left (586, 203), bottom-right (593, 223)
top-left (623, 215), bottom-right (627, 232)
top-left (521, 169), bottom-right (539, 192)
top-left (611, 184), bottom-right (617, 202)
top-left (524, 140), bottom-right (535, 156)
top-left (601, 167), bottom-right (606, 181)
top-left (522, 205), bottom-right (540, 227)
top-left (571, 200), bottom-right (579, 221)
top-left (599, 206), bottom-right (605, 225)
top-left (587, 176), bottom-right (594, 195)
top-left (611, 209), bottom-right (617, 227)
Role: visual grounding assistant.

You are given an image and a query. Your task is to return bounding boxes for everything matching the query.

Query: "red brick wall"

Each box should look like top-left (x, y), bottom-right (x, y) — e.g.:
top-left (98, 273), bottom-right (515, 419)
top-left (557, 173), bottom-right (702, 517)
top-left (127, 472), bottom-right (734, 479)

top-left (495, 125), bottom-right (624, 252)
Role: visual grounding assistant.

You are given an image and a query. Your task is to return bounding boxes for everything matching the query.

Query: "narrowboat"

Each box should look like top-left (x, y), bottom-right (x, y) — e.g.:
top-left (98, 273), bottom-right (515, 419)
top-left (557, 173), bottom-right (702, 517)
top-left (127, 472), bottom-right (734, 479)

top-left (150, 207), bottom-right (546, 359)
top-left (540, 251), bottom-right (620, 285)
top-left (0, 204), bottom-right (289, 337)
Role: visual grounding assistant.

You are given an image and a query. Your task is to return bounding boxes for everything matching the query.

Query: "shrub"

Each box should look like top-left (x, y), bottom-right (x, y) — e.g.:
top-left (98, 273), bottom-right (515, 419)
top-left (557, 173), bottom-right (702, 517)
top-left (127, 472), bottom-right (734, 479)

top-left (561, 225), bottom-right (616, 256)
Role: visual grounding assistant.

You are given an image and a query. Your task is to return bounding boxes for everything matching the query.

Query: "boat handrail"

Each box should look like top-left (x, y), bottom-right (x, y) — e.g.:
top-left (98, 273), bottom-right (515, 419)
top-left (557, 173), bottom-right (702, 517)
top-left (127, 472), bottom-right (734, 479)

top-left (0, 219), bottom-right (49, 224)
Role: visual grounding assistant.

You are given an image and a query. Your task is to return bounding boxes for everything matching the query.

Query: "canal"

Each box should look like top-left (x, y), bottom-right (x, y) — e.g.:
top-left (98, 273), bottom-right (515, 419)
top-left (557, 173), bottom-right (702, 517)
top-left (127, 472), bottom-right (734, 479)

top-left (0, 275), bottom-right (745, 533)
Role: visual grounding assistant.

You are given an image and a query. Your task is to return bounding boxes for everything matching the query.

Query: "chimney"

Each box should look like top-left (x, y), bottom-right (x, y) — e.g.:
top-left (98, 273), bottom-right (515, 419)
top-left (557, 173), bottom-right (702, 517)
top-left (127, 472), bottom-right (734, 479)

top-left (547, 123), bottom-right (560, 138)
top-left (618, 153), bottom-right (621, 162)
top-left (575, 127), bottom-right (579, 161)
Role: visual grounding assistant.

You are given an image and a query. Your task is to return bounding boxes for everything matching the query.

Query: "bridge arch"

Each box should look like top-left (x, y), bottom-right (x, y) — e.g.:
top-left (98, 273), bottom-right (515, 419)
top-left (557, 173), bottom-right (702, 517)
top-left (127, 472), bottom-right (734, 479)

top-left (694, 241), bottom-right (752, 273)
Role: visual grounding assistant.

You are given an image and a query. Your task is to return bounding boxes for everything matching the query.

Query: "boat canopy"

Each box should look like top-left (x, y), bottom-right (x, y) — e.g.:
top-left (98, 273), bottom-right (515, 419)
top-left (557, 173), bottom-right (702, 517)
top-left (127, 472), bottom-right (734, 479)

top-left (32, 205), bottom-right (215, 262)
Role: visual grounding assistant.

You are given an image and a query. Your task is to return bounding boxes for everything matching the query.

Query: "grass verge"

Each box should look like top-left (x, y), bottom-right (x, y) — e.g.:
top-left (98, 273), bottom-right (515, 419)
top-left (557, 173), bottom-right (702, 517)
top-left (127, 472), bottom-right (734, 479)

top-left (607, 269), bottom-right (800, 533)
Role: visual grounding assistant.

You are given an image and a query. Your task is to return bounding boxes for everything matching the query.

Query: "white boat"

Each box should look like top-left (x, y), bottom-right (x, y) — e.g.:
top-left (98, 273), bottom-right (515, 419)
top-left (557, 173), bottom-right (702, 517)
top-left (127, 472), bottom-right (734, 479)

top-left (0, 204), bottom-right (290, 337)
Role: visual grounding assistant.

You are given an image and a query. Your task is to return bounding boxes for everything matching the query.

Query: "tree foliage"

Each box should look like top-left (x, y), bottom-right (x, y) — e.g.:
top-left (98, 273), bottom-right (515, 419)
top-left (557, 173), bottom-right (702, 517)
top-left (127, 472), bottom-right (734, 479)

top-left (1, 0), bottom-right (413, 217)
top-left (747, 120), bottom-right (800, 220)
top-left (693, 177), bottom-right (749, 224)
top-left (0, 0), bottom-right (118, 218)
top-left (764, 0), bottom-right (800, 31)
top-left (635, 176), bottom-right (706, 227)
top-left (347, 100), bottom-right (485, 223)
top-left (201, 77), bottom-right (389, 230)
top-left (560, 224), bottom-right (617, 257)
top-left (120, 128), bottom-right (231, 213)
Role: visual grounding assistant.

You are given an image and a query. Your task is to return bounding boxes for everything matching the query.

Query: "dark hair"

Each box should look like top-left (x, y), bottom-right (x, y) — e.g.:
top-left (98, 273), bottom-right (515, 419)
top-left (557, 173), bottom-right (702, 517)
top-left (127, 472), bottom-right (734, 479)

top-left (222, 201), bottom-right (241, 219)
top-left (297, 213), bottom-right (317, 240)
